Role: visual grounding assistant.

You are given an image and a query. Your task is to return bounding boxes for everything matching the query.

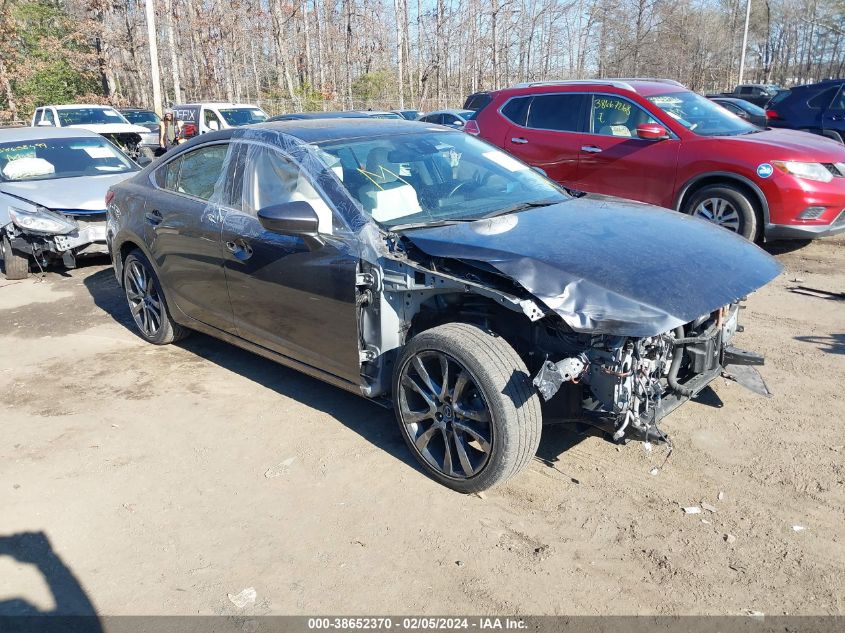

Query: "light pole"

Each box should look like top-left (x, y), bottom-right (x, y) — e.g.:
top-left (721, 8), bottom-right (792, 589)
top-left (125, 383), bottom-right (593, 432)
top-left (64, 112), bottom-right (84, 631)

top-left (145, 0), bottom-right (163, 116)
top-left (738, 0), bottom-right (752, 84)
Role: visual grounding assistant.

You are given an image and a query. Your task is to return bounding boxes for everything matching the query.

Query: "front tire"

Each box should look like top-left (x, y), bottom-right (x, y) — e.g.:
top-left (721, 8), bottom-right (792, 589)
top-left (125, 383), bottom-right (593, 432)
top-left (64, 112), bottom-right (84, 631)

top-left (683, 183), bottom-right (759, 241)
top-left (122, 249), bottom-right (188, 344)
top-left (2, 234), bottom-right (29, 280)
top-left (393, 323), bottom-right (542, 493)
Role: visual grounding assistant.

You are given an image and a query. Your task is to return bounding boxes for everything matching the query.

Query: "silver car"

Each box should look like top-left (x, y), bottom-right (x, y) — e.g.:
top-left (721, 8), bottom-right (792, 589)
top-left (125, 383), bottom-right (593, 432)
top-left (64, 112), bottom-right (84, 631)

top-left (0, 127), bottom-right (138, 279)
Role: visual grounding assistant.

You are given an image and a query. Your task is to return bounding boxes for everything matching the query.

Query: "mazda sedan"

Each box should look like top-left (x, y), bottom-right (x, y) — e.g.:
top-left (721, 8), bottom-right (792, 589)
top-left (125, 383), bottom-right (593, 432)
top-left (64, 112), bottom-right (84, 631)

top-left (107, 120), bottom-right (780, 492)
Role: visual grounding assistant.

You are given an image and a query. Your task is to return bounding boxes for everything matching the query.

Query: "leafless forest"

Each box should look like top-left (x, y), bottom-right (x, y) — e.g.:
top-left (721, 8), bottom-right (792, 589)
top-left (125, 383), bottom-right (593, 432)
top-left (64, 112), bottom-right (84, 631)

top-left (1, 0), bottom-right (844, 118)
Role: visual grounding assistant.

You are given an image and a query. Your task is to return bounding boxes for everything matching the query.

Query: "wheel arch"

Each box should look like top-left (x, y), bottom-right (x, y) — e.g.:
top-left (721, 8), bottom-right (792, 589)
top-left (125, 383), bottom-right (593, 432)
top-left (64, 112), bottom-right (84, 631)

top-left (112, 232), bottom-right (158, 288)
top-left (674, 172), bottom-right (770, 226)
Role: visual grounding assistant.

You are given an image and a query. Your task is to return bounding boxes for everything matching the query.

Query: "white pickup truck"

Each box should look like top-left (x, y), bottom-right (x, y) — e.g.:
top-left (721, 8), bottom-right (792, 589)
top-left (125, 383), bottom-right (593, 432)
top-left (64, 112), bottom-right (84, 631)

top-left (31, 105), bottom-right (153, 162)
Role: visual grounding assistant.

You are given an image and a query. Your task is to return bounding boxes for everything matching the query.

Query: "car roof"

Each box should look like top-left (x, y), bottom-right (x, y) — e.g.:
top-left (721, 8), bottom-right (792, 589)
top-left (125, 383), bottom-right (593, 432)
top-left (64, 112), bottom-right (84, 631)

top-left (119, 107), bottom-right (155, 112)
top-left (49, 104), bottom-right (117, 110)
top-left (495, 78), bottom-right (688, 98)
top-left (244, 119), bottom-right (451, 143)
top-left (0, 126), bottom-right (102, 143)
top-left (425, 109), bottom-right (473, 116)
top-left (173, 103), bottom-right (262, 108)
top-left (269, 111), bottom-right (370, 121)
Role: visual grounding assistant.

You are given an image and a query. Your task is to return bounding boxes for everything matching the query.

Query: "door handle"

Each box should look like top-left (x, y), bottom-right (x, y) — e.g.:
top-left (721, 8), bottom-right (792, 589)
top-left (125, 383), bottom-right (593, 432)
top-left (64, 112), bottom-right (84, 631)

top-left (225, 239), bottom-right (253, 261)
top-left (144, 209), bottom-right (163, 225)
top-left (581, 145), bottom-right (602, 153)
top-left (510, 137), bottom-right (529, 144)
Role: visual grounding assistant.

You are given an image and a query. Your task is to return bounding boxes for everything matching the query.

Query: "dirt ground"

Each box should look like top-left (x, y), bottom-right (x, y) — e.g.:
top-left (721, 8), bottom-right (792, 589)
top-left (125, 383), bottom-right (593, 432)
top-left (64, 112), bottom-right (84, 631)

top-left (0, 236), bottom-right (843, 617)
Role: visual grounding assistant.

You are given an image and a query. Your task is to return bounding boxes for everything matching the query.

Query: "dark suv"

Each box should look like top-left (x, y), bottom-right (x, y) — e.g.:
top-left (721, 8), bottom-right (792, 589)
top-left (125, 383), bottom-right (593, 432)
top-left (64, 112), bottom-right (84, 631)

top-left (766, 80), bottom-right (845, 143)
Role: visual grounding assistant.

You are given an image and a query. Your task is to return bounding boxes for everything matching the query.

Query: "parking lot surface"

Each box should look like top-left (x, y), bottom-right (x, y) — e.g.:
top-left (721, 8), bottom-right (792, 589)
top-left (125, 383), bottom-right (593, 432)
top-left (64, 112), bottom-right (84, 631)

top-left (1, 237), bottom-right (843, 616)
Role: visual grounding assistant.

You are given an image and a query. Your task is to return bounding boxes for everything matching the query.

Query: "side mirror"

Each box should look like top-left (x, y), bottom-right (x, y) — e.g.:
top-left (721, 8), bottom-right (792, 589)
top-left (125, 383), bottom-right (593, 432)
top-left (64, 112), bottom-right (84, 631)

top-left (454, 120), bottom-right (465, 127)
top-left (257, 201), bottom-right (320, 236)
top-left (636, 123), bottom-right (670, 141)
top-left (37, 120), bottom-right (54, 127)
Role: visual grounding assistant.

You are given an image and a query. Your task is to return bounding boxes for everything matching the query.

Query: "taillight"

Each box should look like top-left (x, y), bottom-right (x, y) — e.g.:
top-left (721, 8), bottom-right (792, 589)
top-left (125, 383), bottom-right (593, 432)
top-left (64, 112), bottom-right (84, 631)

top-left (464, 119), bottom-right (480, 136)
top-left (766, 109), bottom-right (779, 119)
top-left (105, 190), bottom-right (115, 206)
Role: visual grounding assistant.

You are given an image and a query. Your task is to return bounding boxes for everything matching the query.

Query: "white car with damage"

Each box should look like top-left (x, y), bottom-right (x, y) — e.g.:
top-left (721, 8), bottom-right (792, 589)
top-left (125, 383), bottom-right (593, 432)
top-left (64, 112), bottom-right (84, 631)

top-left (1, 127), bottom-right (138, 279)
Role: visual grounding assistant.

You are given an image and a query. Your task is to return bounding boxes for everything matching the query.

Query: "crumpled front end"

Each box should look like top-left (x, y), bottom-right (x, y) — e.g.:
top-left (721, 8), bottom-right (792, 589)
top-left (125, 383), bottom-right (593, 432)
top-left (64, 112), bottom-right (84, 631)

top-left (532, 302), bottom-right (766, 442)
top-left (5, 207), bottom-right (108, 269)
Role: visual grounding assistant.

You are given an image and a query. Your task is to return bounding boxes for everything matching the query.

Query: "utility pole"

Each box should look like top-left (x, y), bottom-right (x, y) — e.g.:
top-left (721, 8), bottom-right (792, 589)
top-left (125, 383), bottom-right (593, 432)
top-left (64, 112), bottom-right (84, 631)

top-left (145, 0), bottom-right (163, 116)
top-left (738, 0), bottom-right (752, 84)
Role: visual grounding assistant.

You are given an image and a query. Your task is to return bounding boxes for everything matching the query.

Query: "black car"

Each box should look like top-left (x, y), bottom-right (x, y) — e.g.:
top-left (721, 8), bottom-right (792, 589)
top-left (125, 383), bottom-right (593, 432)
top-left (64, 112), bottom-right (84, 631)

top-left (766, 80), bottom-right (845, 143)
top-left (708, 97), bottom-right (768, 128)
top-left (267, 111), bottom-right (370, 122)
top-left (106, 120), bottom-right (780, 492)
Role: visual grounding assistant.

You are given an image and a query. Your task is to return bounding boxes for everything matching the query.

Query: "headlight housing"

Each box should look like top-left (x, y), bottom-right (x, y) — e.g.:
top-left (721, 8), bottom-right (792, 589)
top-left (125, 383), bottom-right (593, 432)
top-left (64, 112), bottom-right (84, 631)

top-left (772, 161), bottom-right (833, 183)
top-left (9, 206), bottom-right (78, 235)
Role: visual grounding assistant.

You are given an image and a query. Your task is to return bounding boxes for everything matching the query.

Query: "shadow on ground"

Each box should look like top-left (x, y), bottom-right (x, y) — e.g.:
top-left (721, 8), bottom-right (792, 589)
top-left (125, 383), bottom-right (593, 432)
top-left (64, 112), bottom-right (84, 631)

top-left (794, 333), bottom-right (845, 355)
top-left (0, 531), bottom-right (102, 632)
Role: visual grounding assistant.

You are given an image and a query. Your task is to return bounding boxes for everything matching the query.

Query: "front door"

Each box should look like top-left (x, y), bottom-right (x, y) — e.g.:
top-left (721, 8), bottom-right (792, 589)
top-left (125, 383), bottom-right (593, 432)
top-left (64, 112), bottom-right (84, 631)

top-left (145, 141), bottom-right (235, 332)
top-left (221, 142), bottom-right (361, 383)
top-left (502, 93), bottom-right (588, 186)
top-left (573, 94), bottom-right (681, 207)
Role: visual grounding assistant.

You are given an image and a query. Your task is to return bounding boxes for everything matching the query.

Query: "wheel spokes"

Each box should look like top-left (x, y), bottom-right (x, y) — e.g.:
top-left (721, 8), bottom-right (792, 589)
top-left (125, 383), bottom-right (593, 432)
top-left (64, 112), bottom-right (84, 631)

top-left (399, 351), bottom-right (493, 480)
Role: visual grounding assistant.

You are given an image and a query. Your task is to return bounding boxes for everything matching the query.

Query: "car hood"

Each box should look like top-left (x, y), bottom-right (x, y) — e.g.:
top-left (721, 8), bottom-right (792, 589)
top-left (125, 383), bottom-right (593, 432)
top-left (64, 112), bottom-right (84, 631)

top-left (66, 123), bottom-right (149, 135)
top-left (1, 173), bottom-right (134, 211)
top-left (725, 128), bottom-right (845, 161)
top-left (399, 197), bottom-right (782, 337)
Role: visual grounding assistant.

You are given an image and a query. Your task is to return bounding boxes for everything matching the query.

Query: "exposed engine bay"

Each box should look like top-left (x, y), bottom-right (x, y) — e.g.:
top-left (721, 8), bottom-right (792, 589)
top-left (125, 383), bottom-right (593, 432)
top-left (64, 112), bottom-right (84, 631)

top-left (102, 132), bottom-right (143, 162)
top-left (530, 303), bottom-right (764, 442)
top-left (355, 236), bottom-right (771, 447)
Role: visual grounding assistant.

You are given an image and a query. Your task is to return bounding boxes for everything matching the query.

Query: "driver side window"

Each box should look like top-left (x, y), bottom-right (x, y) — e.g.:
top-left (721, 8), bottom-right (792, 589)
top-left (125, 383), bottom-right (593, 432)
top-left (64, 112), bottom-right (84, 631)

top-left (204, 109), bottom-right (222, 131)
top-left (590, 95), bottom-right (660, 137)
top-left (240, 145), bottom-right (335, 234)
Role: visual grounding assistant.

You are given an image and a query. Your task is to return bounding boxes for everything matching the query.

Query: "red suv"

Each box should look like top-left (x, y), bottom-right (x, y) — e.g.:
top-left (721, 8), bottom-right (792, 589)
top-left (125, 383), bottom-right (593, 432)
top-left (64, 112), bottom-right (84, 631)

top-left (467, 79), bottom-right (845, 241)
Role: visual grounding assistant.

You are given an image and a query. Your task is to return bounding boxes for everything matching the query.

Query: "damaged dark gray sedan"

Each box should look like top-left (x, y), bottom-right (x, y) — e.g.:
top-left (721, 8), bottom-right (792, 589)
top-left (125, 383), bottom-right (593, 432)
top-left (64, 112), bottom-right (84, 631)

top-left (107, 120), bottom-right (781, 492)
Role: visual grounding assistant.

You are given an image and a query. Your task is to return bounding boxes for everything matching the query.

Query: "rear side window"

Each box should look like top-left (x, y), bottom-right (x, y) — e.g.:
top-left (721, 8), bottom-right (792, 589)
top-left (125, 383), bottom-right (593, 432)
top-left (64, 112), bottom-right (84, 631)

top-left (829, 86), bottom-right (845, 110)
top-left (464, 92), bottom-right (492, 111)
top-left (526, 94), bottom-right (586, 132)
top-left (156, 144), bottom-right (229, 200)
top-left (501, 97), bottom-right (530, 126)
top-left (808, 87), bottom-right (838, 109)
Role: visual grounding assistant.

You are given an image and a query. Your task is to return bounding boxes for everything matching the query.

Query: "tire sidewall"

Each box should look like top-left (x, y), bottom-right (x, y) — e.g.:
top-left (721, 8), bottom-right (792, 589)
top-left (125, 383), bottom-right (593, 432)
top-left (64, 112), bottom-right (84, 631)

top-left (2, 233), bottom-right (29, 280)
top-left (122, 250), bottom-right (176, 344)
top-left (684, 184), bottom-right (759, 241)
top-left (393, 327), bottom-right (529, 492)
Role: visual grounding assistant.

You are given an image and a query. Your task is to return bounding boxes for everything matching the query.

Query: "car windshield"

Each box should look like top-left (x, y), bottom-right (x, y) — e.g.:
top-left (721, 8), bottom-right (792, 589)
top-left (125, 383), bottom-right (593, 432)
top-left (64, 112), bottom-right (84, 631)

top-left (57, 108), bottom-right (129, 126)
top-left (0, 137), bottom-right (137, 182)
top-left (648, 92), bottom-right (759, 136)
top-left (317, 131), bottom-right (568, 229)
top-left (122, 110), bottom-right (160, 127)
top-left (218, 108), bottom-right (268, 126)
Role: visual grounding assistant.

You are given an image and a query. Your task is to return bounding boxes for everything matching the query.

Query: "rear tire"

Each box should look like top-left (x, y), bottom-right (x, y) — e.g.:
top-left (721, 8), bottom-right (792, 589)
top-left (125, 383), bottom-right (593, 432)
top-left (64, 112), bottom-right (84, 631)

top-left (2, 234), bottom-right (29, 280)
top-left (393, 323), bottom-right (542, 493)
top-left (682, 183), bottom-right (759, 241)
top-left (122, 249), bottom-right (188, 345)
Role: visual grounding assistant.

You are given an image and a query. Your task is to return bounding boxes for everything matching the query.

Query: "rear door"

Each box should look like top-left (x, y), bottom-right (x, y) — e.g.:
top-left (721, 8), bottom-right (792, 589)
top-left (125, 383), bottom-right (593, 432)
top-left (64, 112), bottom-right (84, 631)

top-left (573, 93), bottom-right (680, 207)
top-left (821, 84), bottom-right (845, 138)
top-left (501, 92), bottom-right (588, 185)
top-left (145, 141), bottom-right (236, 332)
